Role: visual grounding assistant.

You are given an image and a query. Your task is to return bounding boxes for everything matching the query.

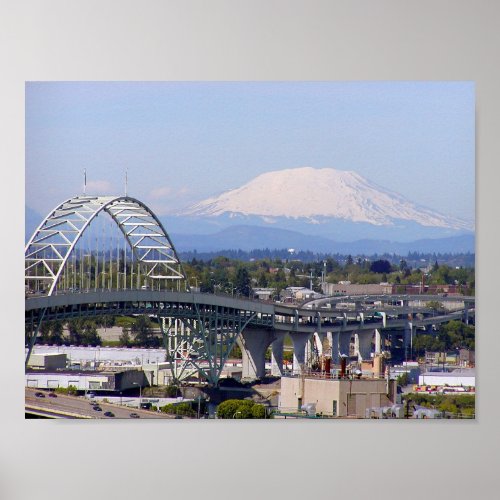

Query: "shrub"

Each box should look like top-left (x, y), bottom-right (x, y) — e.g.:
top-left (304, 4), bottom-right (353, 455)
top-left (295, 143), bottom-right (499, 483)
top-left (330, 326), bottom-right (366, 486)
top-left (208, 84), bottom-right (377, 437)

top-left (216, 399), bottom-right (267, 419)
top-left (160, 402), bottom-right (196, 418)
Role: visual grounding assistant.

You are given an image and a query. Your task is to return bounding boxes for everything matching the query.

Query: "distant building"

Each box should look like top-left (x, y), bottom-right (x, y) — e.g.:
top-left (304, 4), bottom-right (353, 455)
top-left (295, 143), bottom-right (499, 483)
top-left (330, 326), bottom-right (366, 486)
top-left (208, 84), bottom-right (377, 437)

top-left (252, 288), bottom-right (276, 301)
top-left (322, 282), bottom-right (468, 296)
top-left (280, 286), bottom-right (322, 302)
top-left (425, 351), bottom-right (460, 366)
top-left (389, 362), bottom-right (420, 384)
top-left (418, 368), bottom-right (475, 388)
top-left (322, 282), bottom-right (392, 295)
top-left (27, 353), bottom-right (67, 370)
top-left (459, 348), bottom-right (475, 368)
top-left (25, 367), bottom-right (147, 392)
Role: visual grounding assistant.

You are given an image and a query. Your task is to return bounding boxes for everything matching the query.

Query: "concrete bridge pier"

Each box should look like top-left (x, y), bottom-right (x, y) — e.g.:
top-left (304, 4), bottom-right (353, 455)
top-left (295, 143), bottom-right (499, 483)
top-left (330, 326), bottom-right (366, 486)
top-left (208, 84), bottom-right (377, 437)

top-left (289, 332), bottom-right (312, 375)
top-left (339, 331), bottom-right (351, 359)
top-left (238, 329), bottom-right (275, 380)
top-left (329, 331), bottom-right (339, 364)
top-left (374, 329), bottom-right (382, 354)
top-left (464, 305), bottom-right (470, 325)
top-left (270, 333), bottom-right (286, 376)
top-left (355, 331), bottom-right (372, 361)
top-left (404, 321), bottom-right (416, 356)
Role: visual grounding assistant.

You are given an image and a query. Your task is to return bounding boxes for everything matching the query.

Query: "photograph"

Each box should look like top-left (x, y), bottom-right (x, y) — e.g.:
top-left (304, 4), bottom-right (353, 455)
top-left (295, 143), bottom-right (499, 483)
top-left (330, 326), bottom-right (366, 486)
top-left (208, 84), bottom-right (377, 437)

top-left (25, 81), bottom-right (475, 420)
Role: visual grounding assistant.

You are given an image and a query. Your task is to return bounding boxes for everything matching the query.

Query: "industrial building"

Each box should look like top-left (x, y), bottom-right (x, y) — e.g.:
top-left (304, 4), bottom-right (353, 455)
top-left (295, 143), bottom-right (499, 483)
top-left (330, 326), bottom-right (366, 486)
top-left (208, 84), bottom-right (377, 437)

top-left (27, 352), bottom-right (67, 370)
top-left (25, 368), bottom-right (147, 392)
top-left (279, 375), bottom-right (398, 418)
top-left (418, 368), bottom-right (475, 388)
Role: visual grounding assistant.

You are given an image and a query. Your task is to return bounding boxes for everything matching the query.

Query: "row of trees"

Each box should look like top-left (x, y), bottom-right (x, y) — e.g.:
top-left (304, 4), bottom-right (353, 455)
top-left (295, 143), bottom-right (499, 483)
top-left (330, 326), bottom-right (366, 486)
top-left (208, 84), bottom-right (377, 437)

top-left (37, 318), bottom-right (102, 346)
top-left (31, 315), bottom-right (162, 348)
top-left (184, 255), bottom-right (475, 298)
top-left (412, 320), bottom-right (475, 356)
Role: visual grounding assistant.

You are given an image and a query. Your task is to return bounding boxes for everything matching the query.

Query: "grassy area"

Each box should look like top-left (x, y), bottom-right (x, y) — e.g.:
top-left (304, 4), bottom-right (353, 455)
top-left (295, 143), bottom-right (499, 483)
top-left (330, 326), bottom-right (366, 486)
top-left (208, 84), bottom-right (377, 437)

top-left (101, 340), bottom-right (122, 347)
top-left (114, 316), bottom-right (136, 327)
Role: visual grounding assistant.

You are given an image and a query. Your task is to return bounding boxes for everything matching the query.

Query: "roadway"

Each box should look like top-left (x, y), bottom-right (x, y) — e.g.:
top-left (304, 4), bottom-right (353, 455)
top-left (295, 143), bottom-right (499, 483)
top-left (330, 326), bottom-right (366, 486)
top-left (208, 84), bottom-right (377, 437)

top-left (25, 290), bottom-right (474, 334)
top-left (25, 388), bottom-right (174, 419)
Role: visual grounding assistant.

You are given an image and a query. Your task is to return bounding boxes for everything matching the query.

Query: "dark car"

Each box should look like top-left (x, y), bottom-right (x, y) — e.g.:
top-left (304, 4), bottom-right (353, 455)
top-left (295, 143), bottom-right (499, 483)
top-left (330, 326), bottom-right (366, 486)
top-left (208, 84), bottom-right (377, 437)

top-left (129, 413), bottom-right (140, 419)
top-left (104, 411), bottom-right (115, 418)
top-left (35, 392), bottom-right (45, 398)
top-left (92, 406), bottom-right (102, 412)
top-left (48, 392), bottom-right (57, 398)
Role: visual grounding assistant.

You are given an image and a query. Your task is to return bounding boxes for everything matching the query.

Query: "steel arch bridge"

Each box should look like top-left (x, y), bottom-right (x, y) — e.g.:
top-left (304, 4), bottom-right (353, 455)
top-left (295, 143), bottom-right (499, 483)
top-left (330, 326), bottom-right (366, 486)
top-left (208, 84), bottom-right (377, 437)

top-left (25, 194), bottom-right (476, 386)
top-left (24, 194), bottom-right (231, 383)
top-left (25, 195), bottom-right (188, 296)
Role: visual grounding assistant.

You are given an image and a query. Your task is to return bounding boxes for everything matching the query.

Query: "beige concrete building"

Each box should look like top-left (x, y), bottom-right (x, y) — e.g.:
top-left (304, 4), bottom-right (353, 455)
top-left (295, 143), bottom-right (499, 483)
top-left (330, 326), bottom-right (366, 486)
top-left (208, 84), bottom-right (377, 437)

top-left (279, 376), bottom-right (397, 418)
top-left (27, 353), bottom-right (67, 370)
top-left (322, 282), bottom-right (392, 296)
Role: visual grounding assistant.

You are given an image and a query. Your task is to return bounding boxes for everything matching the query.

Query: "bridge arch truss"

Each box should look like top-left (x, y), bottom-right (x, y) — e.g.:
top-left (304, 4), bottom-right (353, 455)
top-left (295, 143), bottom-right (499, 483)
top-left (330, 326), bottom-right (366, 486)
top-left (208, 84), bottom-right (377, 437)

top-left (25, 195), bottom-right (188, 296)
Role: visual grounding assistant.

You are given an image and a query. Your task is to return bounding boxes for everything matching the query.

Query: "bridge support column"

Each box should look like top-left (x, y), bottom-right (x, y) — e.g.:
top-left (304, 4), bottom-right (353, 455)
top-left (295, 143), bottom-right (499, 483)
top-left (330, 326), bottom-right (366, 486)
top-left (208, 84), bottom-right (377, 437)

top-left (289, 332), bottom-right (311, 375)
top-left (329, 331), bottom-right (340, 364)
top-left (404, 321), bottom-right (415, 358)
top-left (464, 305), bottom-right (470, 325)
top-left (339, 331), bottom-right (350, 359)
top-left (355, 331), bottom-right (372, 361)
top-left (374, 329), bottom-right (382, 354)
top-left (238, 329), bottom-right (275, 380)
top-left (270, 333), bottom-right (285, 376)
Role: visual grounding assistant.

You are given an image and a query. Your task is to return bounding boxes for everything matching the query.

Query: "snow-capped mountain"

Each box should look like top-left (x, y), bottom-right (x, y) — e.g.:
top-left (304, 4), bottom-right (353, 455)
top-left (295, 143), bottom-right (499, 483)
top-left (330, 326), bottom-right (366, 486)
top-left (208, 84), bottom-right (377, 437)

top-left (179, 167), bottom-right (473, 231)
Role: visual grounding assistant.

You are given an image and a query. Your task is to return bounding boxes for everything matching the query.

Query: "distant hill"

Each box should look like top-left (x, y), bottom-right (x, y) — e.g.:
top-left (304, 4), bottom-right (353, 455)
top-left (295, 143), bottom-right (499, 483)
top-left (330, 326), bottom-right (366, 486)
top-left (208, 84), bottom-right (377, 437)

top-left (25, 204), bottom-right (474, 255)
top-left (170, 224), bottom-right (475, 255)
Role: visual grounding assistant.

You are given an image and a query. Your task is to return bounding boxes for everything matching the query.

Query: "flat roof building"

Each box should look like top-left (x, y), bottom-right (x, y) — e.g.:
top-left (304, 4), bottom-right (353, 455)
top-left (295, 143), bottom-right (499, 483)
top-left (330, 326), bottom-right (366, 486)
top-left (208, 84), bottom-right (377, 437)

top-left (279, 375), bottom-right (397, 418)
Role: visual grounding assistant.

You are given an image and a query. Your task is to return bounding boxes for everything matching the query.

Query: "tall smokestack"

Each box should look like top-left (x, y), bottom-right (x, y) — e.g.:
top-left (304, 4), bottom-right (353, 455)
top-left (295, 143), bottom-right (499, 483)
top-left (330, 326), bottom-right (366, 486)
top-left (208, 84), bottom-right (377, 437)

top-left (340, 355), bottom-right (347, 378)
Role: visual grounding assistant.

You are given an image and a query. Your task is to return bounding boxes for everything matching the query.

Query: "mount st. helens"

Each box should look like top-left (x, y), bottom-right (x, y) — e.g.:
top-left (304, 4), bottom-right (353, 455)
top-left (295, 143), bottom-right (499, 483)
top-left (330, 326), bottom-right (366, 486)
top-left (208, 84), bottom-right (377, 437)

top-left (25, 167), bottom-right (474, 253)
top-left (165, 167), bottom-right (473, 247)
top-left (180, 167), bottom-right (472, 230)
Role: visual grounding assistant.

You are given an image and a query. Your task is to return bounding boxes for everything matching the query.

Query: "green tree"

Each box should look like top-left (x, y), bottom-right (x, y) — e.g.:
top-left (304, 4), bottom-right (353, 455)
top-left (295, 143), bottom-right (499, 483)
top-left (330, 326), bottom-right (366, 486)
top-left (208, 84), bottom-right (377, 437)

top-left (131, 315), bottom-right (160, 347)
top-left (251, 404), bottom-right (266, 418)
top-left (81, 322), bottom-right (102, 346)
top-left (235, 267), bottom-right (251, 297)
top-left (67, 318), bottom-right (84, 345)
top-left (257, 272), bottom-right (268, 288)
top-left (370, 259), bottom-right (392, 274)
top-left (216, 399), bottom-right (267, 419)
top-left (50, 320), bottom-right (65, 344)
top-left (119, 328), bottom-right (132, 347)
top-left (426, 301), bottom-right (444, 313)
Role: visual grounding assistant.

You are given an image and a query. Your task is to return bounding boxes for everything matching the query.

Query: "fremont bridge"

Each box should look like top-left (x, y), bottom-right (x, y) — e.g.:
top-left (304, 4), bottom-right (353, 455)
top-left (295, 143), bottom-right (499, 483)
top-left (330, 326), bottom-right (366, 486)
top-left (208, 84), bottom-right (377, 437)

top-left (25, 195), bottom-right (475, 385)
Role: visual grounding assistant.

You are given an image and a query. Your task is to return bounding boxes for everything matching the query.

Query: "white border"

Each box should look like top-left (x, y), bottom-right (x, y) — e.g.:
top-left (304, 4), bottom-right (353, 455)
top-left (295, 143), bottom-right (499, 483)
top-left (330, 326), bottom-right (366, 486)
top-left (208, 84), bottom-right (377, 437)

top-left (1, 1), bottom-right (498, 499)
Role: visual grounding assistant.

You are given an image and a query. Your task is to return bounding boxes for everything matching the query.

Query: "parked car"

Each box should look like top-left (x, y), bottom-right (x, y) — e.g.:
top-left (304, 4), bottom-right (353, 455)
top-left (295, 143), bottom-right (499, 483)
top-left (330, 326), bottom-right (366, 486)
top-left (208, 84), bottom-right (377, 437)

top-left (48, 392), bottom-right (57, 398)
top-left (35, 392), bottom-right (45, 398)
top-left (129, 413), bottom-right (140, 419)
top-left (92, 406), bottom-right (102, 412)
top-left (104, 411), bottom-right (115, 418)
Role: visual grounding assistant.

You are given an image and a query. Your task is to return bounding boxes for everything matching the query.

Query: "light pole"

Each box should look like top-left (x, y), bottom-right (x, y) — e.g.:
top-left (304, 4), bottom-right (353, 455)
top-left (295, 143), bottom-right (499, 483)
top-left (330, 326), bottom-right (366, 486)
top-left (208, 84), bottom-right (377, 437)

top-left (133, 382), bottom-right (142, 409)
top-left (118, 272), bottom-right (126, 290)
top-left (190, 276), bottom-right (199, 292)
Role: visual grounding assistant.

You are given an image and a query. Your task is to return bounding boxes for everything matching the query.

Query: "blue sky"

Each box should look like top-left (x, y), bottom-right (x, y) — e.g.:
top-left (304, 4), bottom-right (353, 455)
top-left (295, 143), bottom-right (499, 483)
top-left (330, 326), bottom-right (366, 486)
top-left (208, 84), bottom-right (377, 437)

top-left (26, 81), bottom-right (475, 221)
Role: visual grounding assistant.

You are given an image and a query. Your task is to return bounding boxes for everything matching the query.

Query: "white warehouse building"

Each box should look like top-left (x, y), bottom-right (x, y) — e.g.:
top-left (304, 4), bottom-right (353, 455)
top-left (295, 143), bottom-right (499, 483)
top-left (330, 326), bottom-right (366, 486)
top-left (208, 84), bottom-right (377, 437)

top-left (418, 368), bottom-right (475, 388)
